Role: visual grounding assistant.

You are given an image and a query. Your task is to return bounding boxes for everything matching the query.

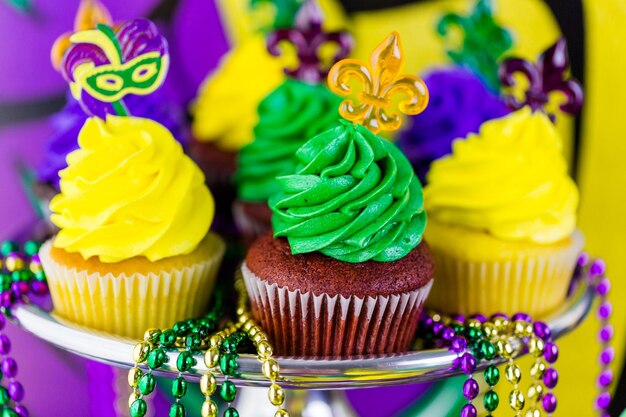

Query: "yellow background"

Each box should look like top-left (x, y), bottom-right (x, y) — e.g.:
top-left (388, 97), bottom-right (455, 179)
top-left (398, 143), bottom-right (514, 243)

top-left (216, 0), bottom-right (625, 415)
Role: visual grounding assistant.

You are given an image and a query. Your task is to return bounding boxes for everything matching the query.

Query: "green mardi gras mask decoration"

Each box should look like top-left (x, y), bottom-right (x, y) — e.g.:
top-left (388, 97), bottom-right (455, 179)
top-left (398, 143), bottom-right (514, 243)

top-left (60, 18), bottom-right (169, 117)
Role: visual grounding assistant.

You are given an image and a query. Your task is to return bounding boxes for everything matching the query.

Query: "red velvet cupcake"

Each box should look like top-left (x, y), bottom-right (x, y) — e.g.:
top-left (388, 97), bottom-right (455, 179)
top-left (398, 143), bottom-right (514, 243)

top-left (242, 121), bottom-right (435, 357)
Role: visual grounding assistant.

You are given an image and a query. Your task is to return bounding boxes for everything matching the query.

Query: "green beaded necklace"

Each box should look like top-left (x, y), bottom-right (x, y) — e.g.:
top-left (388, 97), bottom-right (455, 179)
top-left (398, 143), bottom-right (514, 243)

top-left (129, 289), bottom-right (224, 417)
top-left (128, 271), bottom-right (290, 417)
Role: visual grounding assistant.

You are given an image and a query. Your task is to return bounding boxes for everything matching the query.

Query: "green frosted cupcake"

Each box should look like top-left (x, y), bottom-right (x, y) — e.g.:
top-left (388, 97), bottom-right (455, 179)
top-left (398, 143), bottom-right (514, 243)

top-left (234, 78), bottom-right (342, 243)
top-left (242, 120), bottom-right (434, 356)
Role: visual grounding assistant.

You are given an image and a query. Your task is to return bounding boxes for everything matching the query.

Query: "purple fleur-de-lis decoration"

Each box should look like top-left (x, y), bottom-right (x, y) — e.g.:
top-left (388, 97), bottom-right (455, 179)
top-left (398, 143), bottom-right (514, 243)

top-left (267, 0), bottom-right (352, 83)
top-left (499, 38), bottom-right (583, 121)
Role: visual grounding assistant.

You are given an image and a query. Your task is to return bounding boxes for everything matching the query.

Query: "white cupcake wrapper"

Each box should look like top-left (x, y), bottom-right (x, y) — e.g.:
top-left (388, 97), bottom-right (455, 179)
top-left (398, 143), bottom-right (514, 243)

top-left (426, 231), bottom-right (585, 317)
top-left (40, 240), bottom-right (223, 338)
top-left (242, 262), bottom-right (433, 357)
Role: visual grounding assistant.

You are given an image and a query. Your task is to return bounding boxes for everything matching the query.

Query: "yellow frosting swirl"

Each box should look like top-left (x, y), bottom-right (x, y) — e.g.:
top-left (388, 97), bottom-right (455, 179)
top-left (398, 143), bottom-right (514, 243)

top-left (425, 107), bottom-right (578, 244)
top-left (51, 116), bottom-right (215, 263)
top-left (190, 34), bottom-right (285, 151)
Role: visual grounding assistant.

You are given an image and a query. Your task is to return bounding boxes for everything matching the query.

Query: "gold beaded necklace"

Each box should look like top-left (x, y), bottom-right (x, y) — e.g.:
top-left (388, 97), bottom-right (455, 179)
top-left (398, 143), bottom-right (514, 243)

top-left (128, 270), bottom-right (289, 417)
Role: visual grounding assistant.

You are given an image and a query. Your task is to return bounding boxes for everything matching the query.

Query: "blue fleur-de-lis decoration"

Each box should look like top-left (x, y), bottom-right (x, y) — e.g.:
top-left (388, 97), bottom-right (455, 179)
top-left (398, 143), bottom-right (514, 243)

top-left (437, 0), bottom-right (513, 92)
top-left (267, 0), bottom-right (352, 83)
top-left (499, 38), bottom-right (583, 121)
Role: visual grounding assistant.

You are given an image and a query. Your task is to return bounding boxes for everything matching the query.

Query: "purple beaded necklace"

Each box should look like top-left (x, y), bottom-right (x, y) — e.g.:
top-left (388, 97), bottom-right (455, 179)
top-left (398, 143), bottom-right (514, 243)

top-left (0, 241), bottom-right (616, 417)
top-left (420, 254), bottom-right (612, 417)
top-left (0, 241), bottom-right (50, 417)
top-left (580, 255), bottom-right (614, 416)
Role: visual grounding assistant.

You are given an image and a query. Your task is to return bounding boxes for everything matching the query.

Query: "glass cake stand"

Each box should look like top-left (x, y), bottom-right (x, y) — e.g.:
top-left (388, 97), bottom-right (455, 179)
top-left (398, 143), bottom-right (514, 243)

top-left (6, 276), bottom-right (595, 417)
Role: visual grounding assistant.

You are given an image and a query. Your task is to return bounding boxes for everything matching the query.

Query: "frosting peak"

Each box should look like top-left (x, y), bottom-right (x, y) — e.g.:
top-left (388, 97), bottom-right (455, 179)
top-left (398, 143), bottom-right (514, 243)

top-left (236, 78), bottom-right (342, 202)
top-left (51, 116), bottom-right (214, 263)
top-left (271, 120), bottom-right (427, 263)
top-left (38, 91), bottom-right (186, 189)
top-left (425, 107), bottom-right (578, 244)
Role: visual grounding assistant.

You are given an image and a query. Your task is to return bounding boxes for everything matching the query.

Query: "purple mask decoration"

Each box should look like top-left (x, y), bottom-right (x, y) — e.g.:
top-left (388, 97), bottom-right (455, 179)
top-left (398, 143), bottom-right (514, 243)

top-left (499, 38), bottom-right (583, 120)
top-left (60, 18), bottom-right (169, 118)
top-left (266, 0), bottom-right (352, 83)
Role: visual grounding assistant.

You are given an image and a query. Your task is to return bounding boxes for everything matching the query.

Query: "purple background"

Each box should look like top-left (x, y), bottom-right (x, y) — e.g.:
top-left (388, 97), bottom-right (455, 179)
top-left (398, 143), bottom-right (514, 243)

top-left (0, 2), bottom-right (154, 101)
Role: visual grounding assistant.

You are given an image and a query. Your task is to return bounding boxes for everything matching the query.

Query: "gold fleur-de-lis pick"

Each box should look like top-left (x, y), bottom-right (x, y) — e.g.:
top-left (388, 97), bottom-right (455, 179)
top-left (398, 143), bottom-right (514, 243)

top-left (327, 32), bottom-right (429, 134)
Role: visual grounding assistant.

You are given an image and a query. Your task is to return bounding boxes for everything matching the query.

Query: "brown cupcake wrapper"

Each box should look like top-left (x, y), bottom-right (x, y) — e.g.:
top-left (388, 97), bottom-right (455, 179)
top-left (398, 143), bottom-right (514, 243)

top-left (242, 262), bottom-right (433, 357)
top-left (232, 201), bottom-right (272, 247)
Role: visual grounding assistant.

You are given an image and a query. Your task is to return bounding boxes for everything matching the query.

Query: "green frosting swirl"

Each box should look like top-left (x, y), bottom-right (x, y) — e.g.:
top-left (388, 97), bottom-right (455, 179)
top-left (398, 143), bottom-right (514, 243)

top-left (270, 120), bottom-right (427, 263)
top-left (236, 78), bottom-right (342, 202)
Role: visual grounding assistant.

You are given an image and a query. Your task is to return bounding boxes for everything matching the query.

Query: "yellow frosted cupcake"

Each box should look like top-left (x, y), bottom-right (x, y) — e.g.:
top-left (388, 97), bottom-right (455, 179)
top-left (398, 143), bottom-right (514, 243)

top-left (189, 33), bottom-right (285, 185)
top-left (39, 116), bottom-right (225, 338)
top-left (424, 107), bottom-right (583, 317)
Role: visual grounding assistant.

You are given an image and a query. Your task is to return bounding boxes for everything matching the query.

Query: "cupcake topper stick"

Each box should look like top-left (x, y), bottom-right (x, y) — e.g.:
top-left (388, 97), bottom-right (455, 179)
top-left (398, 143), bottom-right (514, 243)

top-left (499, 38), bottom-right (583, 120)
top-left (267, 0), bottom-right (352, 83)
top-left (437, 0), bottom-right (513, 92)
top-left (327, 32), bottom-right (429, 134)
top-left (59, 18), bottom-right (169, 119)
top-left (51, 0), bottom-right (113, 70)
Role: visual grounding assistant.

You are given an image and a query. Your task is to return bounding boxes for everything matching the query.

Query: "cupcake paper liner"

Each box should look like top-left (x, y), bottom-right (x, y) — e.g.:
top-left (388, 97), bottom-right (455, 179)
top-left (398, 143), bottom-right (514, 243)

top-left (426, 231), bottom-right (585, 317)
top-left (39, 240), bottom-right (223, 339)
top-left (242, 262), bottom-right (433, 357)
top-left (232, 201), bottom-right (272, 247)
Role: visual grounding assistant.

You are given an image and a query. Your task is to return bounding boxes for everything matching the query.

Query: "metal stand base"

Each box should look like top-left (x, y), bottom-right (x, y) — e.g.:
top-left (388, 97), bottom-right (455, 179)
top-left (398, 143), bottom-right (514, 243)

top-left (236, 388), bottom-right (357, 417)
